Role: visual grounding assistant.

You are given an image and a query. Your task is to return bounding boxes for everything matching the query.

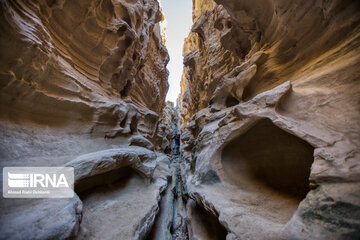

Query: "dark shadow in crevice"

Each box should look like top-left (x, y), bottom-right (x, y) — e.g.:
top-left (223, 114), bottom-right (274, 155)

top-left (117, 25), bottom-right (127, 36)
top-left (120, 114), bottom-right (127, 128)
top-left (188, 199), bottom-right (227, 240)
top-left (120, 79), bottom-right (132, 97)
top-left (76, 167), bottom-right (137, 197)
top-left (225, 95), bottom-right (239, 107)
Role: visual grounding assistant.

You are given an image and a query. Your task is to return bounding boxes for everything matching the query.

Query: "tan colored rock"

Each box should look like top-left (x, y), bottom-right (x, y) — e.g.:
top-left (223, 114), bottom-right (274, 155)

top-left (0, 0), bottom-right (170, 164)
top-left (0, 0), bottom-right (168, 148)
top-left (0, 0), bottom-right (173, 239)
top-left (180, 3), bottom-right (241, 125)
top-left (0, 0), bottom-right (168, 117)
top-left (180, 0), bottom-right (360, 239)
top-left (209, 52), bottom-right (267, 111)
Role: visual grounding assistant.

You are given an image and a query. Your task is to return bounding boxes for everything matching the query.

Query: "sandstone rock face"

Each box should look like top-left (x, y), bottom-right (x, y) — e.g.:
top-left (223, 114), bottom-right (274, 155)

top-left (0, 0), bottom-right (168, 117)
top-left (180, 2), bottom-right (240, 125)
top-left (0, 0), bottom-right (172, 166)
top-left (0, 0), bottom-right (174, 239)
top-left (0, 197), bottom-right (82, 239)
top-left (0, 0), bottom-right (169, 158)
top-left (180, 0), bottom-right (360, 239)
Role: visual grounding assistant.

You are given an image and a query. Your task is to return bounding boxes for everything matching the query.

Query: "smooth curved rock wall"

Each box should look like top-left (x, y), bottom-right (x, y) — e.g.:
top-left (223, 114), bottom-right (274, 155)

top-left (180, 0), bottom-right (360, 239)
top-left (0, 0), bottom-right (168, 129)
top-left (0, 1), bottom-right (174, 239)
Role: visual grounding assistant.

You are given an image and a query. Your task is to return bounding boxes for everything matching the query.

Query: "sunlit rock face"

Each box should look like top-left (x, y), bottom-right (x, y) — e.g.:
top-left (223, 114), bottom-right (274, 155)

top-left (0, 0), bottom-right (170, 164)
top-left (0, 0), bottom-right (168, 127)
top-left (180, 0), bottom-right (360, 239)
top-left (180, 1), bottom-right (240, 126)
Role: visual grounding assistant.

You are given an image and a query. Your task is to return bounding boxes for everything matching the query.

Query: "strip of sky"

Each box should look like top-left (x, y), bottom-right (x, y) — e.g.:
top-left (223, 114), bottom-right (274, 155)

top-left (160, 0), bottom-right (193, 103)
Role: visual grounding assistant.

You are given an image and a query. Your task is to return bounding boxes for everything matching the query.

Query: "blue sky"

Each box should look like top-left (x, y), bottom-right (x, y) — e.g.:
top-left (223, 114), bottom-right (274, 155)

top-left (161, 0), bottom-right (193, 103)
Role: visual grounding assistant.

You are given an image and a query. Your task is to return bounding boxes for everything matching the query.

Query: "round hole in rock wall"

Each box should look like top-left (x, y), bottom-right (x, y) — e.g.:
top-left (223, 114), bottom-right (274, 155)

top-left (221, 118), bottom-right (314, 220)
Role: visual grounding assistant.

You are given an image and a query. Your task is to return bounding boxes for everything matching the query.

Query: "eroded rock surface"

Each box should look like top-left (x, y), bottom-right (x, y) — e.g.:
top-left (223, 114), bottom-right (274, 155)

top-left (0, 197), bottom-right (82, 240)
top-left (0, 0), bottom-right (170, 160)
top-left (0, 0), bottom-right (174, 239)
top-left (180, 0), bottom-right (360, 239)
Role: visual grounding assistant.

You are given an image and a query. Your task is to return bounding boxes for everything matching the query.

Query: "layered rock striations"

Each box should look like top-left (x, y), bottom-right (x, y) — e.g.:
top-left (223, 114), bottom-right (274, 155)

top-left (0, 0), bottom-right (168, 133)
top-left (180, 1), bottom-right (240, 125)
top-left (0, 0), bottom-right (174, 239)
top-left (0, 0), bottom-right (173, 164)
top-left (180, 0), bottom-right (360, 239)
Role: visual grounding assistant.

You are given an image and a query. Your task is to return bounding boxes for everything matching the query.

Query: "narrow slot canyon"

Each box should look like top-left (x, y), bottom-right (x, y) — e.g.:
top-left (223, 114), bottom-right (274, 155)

top-left (0, 0), bottom-right (360, 240)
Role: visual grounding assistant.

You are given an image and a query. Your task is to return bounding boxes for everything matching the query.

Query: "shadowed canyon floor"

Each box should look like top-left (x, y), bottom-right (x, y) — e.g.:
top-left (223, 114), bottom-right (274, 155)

top-left (1, 0), bottom-right (360, 239)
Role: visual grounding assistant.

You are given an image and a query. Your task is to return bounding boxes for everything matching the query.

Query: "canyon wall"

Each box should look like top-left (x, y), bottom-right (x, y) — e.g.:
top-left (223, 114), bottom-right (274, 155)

top-left (180, 0), bottom-right (360, 239)
top-left (0, 0), bottom-right (176, 239)
top-left (0, 0), bottom-right (173, 165)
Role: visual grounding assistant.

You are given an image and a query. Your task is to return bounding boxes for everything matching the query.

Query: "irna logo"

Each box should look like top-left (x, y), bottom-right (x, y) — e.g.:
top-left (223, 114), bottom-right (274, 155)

top-left (3, 167), bottom-right (74, 198)
top-left (8, 172), bottom-right (69, 188)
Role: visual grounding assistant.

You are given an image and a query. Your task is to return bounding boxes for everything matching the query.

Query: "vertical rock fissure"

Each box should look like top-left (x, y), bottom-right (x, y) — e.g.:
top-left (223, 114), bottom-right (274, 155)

top-left (170, 108), bottom-right (189, 240)
top-left (147, 106), bottom-right (189, 240)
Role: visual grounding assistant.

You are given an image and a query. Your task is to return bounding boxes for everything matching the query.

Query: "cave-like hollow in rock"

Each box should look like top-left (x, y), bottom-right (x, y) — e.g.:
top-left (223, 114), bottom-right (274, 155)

top-left (221, 118), bottom-right (314, 221)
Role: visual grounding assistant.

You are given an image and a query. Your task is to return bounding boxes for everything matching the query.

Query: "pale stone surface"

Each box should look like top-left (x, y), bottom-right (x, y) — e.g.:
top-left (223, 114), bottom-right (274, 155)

top-left (182, 81), bottom-right (360, 239)
top-left (65, 146), bottom-right (157, 183)
top-left (67, 148), bottom-right (170, 240)
top-left (76, 174), bottom-right (167, 240)
top-left (0, 146), bottom-right (171, 239)
top-left (0, 196), bottom-right (82, 240)
top-left (0, 0), bottom-right (172, 239)
top-left (130, 134), bottom-right (155, 150)
top-left (180, 1), bottom-right (360, 239)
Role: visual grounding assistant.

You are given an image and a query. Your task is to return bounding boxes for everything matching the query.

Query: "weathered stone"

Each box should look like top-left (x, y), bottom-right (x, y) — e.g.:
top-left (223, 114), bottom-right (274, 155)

top-left (0, 0), bottom-right (171, 239)
top-left (0, 196), bottom-right (82, 240)
top-left (180, 1), bottom-right (360, 239)
top-left (65, 147), bottom-right (157, 185)
top-left (130, 135), bottom-right (155, 151)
